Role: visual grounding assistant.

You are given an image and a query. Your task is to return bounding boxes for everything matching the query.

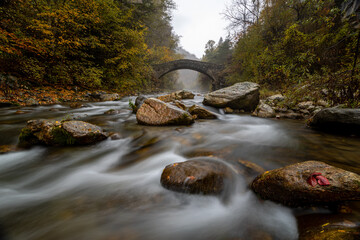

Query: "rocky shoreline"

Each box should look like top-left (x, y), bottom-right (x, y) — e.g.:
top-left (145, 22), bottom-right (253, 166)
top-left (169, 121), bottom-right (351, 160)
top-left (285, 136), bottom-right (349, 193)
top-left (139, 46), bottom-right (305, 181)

top-left (0, 86), bottom-right (128, 107)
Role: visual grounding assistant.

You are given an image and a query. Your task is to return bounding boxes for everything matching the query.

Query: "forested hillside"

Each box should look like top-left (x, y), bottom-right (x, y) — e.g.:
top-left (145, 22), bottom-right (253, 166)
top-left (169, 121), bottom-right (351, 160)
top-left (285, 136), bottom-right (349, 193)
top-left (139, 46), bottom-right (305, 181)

top-left (203, 0), bottom-right (360, 107)
top-left (0, 0), bottom-right (179, 94)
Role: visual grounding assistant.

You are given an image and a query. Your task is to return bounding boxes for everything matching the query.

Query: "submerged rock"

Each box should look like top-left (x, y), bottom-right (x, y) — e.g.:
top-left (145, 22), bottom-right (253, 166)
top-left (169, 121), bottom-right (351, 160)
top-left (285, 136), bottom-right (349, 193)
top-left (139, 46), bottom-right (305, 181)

top-left (136, 98), bottom-right (194, 126)
top-left (18, 119), bottom-right (107, 147)
top-left (308, 108), bottom-right (360, 134)
top-left (160, 158), bottom-right (234, 195)
top-left (297, 213), bottom-right (360, 240)
top-left (234, 160), bottom-right (265, 184)
top-left (251, 161), bottom-right (360, 207)
top-left (0, 145), bottom-right (18, 154)
top-left (157, 90), bottom-right (195, 102)
top-left (188, 105), bottom-right (217, 119)
top-left (104, 109), bottom-right (123, 115)
top-left (203, 82), bottom-right (260, 111)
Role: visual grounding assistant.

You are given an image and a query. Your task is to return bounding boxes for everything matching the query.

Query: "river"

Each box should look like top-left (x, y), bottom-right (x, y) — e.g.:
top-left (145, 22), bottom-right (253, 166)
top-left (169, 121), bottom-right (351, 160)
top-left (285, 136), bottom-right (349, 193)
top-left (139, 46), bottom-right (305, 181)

top-left (0, 94), bottom-right (359, 239)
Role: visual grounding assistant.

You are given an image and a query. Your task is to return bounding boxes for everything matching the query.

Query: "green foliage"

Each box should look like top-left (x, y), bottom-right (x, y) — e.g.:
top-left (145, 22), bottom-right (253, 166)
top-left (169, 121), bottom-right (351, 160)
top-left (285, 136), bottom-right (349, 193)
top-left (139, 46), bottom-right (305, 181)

top-left (225, 0), bottom-right (360, 105)
top-left (203, 37), bottom-right (232, 64)
top-left (129, 99), bottom-right (137, 113)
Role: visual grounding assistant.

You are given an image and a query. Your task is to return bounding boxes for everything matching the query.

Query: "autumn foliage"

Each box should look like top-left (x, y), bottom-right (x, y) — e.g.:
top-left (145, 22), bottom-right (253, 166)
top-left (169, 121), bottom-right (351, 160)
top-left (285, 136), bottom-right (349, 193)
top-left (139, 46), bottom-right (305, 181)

top-left (0, 0), bottom-right (178, 94)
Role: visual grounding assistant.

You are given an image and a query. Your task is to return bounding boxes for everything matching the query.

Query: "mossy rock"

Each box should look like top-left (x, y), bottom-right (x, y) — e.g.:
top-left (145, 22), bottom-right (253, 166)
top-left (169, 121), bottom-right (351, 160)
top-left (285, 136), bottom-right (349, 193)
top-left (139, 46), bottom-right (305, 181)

top-left (18, 128), bottom-right (39, 148)
top-left (50, 126), bottom-right (76, 145)
top-left (18, 119), bottom-right (107, 147)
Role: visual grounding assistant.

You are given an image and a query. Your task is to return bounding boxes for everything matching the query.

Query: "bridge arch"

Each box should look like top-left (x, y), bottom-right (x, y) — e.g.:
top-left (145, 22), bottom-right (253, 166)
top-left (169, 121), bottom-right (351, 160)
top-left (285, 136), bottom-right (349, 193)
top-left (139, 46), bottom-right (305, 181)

top-left (152, 59), bottom-right (225, 90)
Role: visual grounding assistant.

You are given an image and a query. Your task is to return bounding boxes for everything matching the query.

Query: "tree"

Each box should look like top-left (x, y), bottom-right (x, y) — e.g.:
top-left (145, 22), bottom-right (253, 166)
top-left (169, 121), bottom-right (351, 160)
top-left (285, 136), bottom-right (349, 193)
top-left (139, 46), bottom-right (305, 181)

top-left (223, 0), bottom-right (262, 35)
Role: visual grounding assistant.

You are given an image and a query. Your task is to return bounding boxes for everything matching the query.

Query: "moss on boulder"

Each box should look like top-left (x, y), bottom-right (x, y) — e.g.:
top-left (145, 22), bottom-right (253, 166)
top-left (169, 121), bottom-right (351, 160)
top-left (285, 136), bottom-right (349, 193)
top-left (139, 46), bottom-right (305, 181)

top-left (18, 119), bottom-right (107, 147)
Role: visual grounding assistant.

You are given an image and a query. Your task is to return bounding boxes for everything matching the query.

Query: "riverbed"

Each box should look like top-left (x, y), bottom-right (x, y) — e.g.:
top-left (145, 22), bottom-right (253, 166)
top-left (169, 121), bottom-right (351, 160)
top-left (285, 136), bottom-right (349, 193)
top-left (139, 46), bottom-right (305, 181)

top-left (0, 94), bottom-right (359, 239)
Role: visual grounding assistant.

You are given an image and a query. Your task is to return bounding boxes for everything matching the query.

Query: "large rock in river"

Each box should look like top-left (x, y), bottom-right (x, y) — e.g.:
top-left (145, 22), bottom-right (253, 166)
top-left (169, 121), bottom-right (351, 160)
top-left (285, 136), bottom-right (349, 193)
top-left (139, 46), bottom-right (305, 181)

top-left (161, 158), bottom-right (235, 195)
top-left (136, 98), bottom-right (194, 126)
top-left (251, 161), bottom-right (360, 207)
top-left (203, 82), bottom-right (260, 111)
top-left (308, 108), bottom-right (360, 134)
top-left (157, 90), bottom-right (195, 102)
top-left (18, 119), bottom-right (107, 147)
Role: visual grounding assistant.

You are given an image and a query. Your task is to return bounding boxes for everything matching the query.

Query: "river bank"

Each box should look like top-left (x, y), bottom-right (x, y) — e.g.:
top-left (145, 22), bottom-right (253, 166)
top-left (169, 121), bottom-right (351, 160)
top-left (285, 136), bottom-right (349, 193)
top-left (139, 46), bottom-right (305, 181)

top-left (0, 86), bottom-right (136, 107)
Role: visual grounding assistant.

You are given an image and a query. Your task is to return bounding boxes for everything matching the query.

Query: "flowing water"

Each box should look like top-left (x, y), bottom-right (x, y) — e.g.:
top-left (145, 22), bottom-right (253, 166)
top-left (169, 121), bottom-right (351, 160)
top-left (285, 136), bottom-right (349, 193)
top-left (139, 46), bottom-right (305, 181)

top-left (0, 94), bottom-right (359, 240)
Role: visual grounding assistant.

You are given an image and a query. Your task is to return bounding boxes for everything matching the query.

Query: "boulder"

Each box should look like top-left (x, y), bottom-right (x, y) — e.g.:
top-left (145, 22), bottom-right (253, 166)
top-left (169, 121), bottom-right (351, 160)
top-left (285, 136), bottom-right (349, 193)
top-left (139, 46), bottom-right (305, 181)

top-left (157, 90), bottom-right (195, 102)
top-left (160, 158), bottom-right (234, 195)
top-left (316, 99), bottom-right (328, 107)
top-left (224, 107), bottom-right (234, 114)
top-left (308, 108), bottom-right (360, 134)
top-left (69, 102), bottom-right (84, 109)
top-left (25, 98), bottom-right (39, 106)
top-left (298, 101), bottom-right (315, 111)
top-left (188, 105), bottom-right (217, 119)
top-left (252, 101), bottom-right (275, 118)
top-left (99, 93), bottom-right (120, 101)
top-left (251, 161), bottom-right (360, 207)
top-left (136, 98), bottom-right (194, 126)
top-left (18, 119), bottom-right (107, 147)
top-left (85, 91), bottom-right (120, 101)
top-left (203, 82), bottom-right (260, 111)
top-left (135, 95), bottom-right (147, 109)
top-left (266, 94), bottom-right (285, 103)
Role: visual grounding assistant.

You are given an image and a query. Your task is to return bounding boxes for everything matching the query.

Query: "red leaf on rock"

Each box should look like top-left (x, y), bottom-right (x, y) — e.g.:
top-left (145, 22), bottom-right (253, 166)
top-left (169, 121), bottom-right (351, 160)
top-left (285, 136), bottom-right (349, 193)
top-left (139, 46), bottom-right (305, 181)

top-left (312, 172), bottom-right (322, 177)
top-left (307, 175), bottom-right (318, 187)
top-left (307, 172), bottom-right (330, 187)
top-left (316, 175), bottom-right (330, 186)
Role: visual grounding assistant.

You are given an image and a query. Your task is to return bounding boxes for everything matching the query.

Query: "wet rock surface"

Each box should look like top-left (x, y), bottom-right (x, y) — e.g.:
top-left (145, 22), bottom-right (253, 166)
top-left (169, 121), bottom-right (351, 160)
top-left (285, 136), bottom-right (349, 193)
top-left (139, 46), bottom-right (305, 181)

top-left (297, 213), bottom-right (360, 240)
top-left (188, 105), bottom-right (218, 119)
top-left (251, 161), bottom-right (360, 207)
top-left (136, 98), bottom-right (194, 126)
top-left (135, 95), bottom-right (147, 111)
top-left (160, 158), bottom-right (235, 195)
top-left (0, 145), bottom-right (18, 154)
top-left (85, 91), bottom-right (120, 101)
top-left (157, 90), bottom-right (195, 102)
top-left (18, 119), bottom-right (107, 147)
top-left (308, 108), bottom-right (360, 134)
top-left (203, 82), bottom-right (260, 111)
top-left (252, 101), bottom-right (276, 118)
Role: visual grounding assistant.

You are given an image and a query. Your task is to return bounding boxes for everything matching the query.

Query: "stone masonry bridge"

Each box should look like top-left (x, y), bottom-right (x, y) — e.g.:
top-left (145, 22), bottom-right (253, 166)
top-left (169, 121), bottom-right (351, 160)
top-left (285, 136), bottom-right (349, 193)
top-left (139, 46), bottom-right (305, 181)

top-left (152, 59), bottom-right (226, 90)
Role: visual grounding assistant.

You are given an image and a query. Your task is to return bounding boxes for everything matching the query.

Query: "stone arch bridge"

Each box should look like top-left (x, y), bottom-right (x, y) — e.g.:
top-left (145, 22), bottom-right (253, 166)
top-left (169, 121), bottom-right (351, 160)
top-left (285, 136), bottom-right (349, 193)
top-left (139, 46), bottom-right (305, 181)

top-left (152, 59), bottom-right (225, 90)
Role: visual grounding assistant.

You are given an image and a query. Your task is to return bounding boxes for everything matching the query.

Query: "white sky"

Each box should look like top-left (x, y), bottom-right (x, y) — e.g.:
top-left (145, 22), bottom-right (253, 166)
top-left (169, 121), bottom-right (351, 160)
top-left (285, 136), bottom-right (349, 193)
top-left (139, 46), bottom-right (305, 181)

top-left (172, 0), bottom-right (230, 59)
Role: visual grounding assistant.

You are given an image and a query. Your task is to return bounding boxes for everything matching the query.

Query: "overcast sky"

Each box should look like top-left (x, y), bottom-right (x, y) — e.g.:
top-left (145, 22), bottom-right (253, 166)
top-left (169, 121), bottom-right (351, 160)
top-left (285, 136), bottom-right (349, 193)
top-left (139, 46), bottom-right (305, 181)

top-left (172, 0), bottom-right (231, 59)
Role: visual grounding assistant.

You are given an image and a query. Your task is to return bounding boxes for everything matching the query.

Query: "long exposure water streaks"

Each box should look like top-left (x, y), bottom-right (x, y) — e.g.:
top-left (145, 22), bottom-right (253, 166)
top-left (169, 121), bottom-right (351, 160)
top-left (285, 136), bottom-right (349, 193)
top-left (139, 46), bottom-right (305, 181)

top-left (0, 94), bottom-right (359, 239)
